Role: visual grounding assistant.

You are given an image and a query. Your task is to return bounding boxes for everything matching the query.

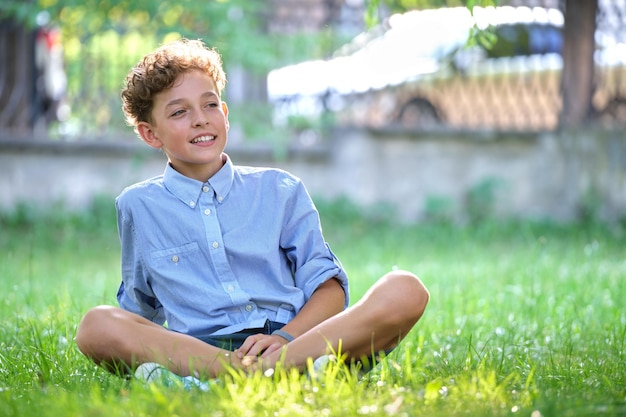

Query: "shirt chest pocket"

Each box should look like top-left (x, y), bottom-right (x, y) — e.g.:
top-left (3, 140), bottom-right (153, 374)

top-left (149, 242), bottom-right (201, 268)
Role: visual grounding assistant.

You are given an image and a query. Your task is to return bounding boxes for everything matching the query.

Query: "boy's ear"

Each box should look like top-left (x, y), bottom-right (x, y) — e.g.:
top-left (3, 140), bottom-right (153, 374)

top-left (137, 122), bottom-right (163, 149)
top-left (222, 101), bottom-right (230, 131)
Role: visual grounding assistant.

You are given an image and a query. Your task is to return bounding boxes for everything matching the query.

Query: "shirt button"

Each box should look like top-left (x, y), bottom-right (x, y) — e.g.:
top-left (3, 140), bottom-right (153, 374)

top-left (227, 285), bottom-right (234, 292)
top-left (217, 196), bottom-right (223, 203)
top-left (245, 304), bottom-right (253, 312)
top-left (204, 209), bottom-right (211, 216)
top-left (189, 201), bottom-right (196, 208)
top-left (171, 255), bottom-right (179, 263)
top-left (212, 241), bottom-right (219, 249)
top-left (202, 186), bottom-right (210, 193)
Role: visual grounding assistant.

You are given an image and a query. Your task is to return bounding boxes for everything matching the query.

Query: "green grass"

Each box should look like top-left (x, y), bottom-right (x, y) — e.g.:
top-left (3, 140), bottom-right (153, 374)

top-left (0, 199), bottom-right (625, 417)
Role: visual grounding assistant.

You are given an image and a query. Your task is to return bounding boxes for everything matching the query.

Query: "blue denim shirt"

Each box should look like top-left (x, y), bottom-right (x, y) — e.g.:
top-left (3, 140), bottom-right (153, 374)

top-left (115, 154), bottom-right (349, 339)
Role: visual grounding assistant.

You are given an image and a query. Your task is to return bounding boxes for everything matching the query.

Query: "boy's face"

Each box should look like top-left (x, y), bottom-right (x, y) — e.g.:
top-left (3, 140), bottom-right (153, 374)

top-left (137, 69), bottom-right (229, 182)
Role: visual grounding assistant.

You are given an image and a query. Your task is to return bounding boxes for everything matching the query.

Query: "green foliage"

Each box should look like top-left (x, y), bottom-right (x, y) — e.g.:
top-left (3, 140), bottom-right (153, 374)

top-left (364, 0), bottom-right (381, 29)
top-left (0, 195), bottom-right (116, 236)
top-left (2, 0), bottom-right (350, 142)
top-left (315, 196), bottom-right (397, 236)
top-left (1, 201), bottom-right (625, 416)
top-left (423, 195), bottom-right (456, 224)
top-left (578, 186), bottom-right (604, 225)
top-left (464, 177), bottom-right (504, 224)
top-left (1, 0), bottom-right (336, 74)
top-left (372, 0), bottom-right (500, 15)
top-left (365, 0), bottom-right (502, 49)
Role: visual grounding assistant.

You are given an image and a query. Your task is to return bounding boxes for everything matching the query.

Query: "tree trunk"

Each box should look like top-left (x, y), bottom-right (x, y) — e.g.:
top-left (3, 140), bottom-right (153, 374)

top-left (559, 0), bottom-right (598, 128)
top-left (0, 19), bottom-right (37, 132)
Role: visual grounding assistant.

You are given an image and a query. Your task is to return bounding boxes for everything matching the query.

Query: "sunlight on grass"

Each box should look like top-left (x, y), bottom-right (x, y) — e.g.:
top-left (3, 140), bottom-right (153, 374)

top-left (0, 201), bottom-right (624, 416)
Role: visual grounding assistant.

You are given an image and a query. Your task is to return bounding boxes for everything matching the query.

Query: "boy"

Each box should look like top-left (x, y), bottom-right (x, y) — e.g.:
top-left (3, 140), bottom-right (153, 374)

top-left (75, 39), bottom-right (429, 383)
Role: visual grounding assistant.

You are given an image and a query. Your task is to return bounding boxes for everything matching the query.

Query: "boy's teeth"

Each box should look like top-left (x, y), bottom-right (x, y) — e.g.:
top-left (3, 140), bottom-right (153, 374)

top-left (192, 136), bottom-right (215, 143)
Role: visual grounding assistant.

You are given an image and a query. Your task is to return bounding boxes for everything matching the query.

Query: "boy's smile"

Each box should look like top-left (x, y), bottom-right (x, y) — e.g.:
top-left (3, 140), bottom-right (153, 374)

top-left (191, 135), bottom-right (216, 144)
top-left (137, 69), bottom-right (229, 182)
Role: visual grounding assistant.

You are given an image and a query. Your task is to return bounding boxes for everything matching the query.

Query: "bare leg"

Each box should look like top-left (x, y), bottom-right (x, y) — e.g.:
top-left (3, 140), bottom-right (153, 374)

top-left (75, 306), bottom-right (239, 378)
top-left (261, 270), bottom-right (429, 370)
top-left (76, 270), bottom-right (428, 377)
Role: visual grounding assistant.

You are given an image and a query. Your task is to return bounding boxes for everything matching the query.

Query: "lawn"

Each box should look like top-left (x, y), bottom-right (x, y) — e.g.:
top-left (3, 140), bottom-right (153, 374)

top-left (0, 199), bottom-right (624, 417)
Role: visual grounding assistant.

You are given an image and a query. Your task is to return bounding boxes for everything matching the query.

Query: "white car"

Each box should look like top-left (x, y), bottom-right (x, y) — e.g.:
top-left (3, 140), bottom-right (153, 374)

top-left (267, 6), bottom-right (625, 131)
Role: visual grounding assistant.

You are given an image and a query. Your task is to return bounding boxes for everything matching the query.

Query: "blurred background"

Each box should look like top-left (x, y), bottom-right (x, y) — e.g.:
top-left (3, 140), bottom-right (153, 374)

top-left (1, 0), bottom-right (625, 223)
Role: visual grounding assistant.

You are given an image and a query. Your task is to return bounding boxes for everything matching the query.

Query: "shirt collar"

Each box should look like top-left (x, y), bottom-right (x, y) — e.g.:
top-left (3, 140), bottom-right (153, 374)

top-left (163, 153), bottom-right (234, 208)
top-left (208, 153), bottom-right (234, 204)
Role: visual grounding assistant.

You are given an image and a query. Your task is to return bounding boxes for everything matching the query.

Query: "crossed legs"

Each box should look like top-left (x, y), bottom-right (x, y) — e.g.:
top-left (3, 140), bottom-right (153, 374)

top-left (75, 270), bottom-right (429, 378)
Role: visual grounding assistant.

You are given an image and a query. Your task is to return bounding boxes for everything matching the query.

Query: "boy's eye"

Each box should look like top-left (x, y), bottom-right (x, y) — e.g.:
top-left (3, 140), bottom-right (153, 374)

top-left (206, 102), bottom-right (219, 108)
top-left (171, 109), bottom-right (186, 117)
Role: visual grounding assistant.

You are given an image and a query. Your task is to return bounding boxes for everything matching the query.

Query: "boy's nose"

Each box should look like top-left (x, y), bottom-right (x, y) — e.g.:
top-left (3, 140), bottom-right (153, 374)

top-left (192, 108), bottom-right (210, 127)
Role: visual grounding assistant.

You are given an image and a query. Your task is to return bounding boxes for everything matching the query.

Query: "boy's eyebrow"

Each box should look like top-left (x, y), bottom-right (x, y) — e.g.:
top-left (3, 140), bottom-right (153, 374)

top-left (165, 91), bottom-right (220, 108)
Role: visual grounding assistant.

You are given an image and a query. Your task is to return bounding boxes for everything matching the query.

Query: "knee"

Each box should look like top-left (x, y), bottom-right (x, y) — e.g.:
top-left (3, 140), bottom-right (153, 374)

top-left (75, 305), bottom-right (122, 356)
top-left (380, 270), bottom-right (429, 325)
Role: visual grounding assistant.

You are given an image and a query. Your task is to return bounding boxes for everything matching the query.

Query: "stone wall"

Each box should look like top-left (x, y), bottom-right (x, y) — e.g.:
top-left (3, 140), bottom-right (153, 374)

top-left (1, 127), bottom-right (624, 223)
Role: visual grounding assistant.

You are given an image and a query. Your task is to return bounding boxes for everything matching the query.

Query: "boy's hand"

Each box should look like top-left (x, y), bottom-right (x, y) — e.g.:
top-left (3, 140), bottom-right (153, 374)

top-left (235, 334), bottom-right (288, 359)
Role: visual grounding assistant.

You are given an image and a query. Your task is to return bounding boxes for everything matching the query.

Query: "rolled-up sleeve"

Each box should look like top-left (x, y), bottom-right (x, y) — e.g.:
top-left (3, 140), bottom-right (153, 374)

top-left (281, 178), bottom-right (350, 308)
top-left (115, 196), bottom-right (166, 324)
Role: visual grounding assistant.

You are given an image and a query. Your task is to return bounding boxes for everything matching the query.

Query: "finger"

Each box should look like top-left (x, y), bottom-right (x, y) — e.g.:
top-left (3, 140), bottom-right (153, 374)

top-left (241, 355), bottom-right (258, 368)
top-left (246, 337), bottom-right (273, 357)
top-left (260, 342), bottom-right (283, 358)
top-left (236, 334), bottom-right (263, 358)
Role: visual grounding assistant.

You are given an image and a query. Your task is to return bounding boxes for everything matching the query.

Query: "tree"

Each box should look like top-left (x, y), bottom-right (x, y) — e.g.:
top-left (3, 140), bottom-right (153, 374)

top-left (0, 0), bottom-right (318, 75)
top-left (0, 0), bottom-right (334, 137)
top-left (559, 0), bottom-right (598, 128)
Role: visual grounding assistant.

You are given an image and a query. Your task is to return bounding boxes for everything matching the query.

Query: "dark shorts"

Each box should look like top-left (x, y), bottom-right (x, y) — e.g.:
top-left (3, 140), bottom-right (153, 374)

top-left (195, 320), bottom-right (392, 372)
top-left (196, 320), bottom-right (286, 351)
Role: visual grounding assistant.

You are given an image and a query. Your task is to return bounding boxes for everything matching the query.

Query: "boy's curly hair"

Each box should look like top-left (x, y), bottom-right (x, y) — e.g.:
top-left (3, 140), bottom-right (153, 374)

top-left (121, 38), bottom-right (227, 129)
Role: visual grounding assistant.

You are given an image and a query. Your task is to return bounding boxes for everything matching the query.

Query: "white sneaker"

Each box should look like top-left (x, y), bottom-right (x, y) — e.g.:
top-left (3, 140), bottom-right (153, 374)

top-left (305, 354), bottom-right (337, 380)
top-left (310, 355), bottom-right (369, 379)
top-left (312, 354), bottom-right (334, 373)
top-left (134, 362), bottom-right (210, 392)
